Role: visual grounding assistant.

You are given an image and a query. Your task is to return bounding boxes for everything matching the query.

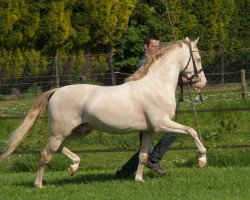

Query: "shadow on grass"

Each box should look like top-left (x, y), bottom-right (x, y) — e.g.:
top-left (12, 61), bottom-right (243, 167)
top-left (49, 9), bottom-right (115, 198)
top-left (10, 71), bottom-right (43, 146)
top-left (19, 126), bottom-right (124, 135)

top-left (11, 172), bottom-right (128, 188)
top-left (47, 171), bottom-right (162, 186)
top-left (11, 170), bottom-right (163, 188)
top-left (49, 173), bottom-right (117, 186)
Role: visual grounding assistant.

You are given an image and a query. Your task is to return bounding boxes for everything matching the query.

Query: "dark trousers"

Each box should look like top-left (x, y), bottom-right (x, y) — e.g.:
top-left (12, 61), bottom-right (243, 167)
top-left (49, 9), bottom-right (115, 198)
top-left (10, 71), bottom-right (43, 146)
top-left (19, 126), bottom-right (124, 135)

top-left (120, 133), bottom-right (177, 175)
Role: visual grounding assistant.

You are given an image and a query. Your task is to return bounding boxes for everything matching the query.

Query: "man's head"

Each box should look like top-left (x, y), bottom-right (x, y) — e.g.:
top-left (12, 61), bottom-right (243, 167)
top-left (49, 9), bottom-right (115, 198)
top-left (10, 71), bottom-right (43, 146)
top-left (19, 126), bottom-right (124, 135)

top-left (144, 34), bottom-right (160, 57)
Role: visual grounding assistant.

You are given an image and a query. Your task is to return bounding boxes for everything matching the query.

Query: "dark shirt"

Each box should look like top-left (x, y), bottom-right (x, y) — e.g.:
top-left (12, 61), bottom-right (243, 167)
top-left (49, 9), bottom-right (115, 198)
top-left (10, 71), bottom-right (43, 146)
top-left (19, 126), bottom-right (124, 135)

top-left (137, 54), bottom-right (147, 70)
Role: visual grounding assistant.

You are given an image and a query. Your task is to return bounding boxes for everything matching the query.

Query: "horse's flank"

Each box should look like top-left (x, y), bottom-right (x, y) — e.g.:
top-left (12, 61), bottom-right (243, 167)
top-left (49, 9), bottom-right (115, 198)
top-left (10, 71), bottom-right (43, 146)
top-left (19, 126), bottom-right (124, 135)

top-left (126, 40), bottom-right (185, 82)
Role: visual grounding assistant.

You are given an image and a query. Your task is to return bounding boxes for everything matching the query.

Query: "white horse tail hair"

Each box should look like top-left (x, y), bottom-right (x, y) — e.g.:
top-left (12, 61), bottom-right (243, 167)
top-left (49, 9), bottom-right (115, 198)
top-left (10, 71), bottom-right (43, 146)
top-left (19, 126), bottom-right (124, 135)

top-left (0, 88), bottom-right (57, 160)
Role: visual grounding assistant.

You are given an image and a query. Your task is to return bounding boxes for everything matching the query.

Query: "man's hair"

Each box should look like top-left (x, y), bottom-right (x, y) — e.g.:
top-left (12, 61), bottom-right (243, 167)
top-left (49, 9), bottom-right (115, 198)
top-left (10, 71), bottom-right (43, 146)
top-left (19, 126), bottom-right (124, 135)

top-left (144, 34), bottom-right (159, 45)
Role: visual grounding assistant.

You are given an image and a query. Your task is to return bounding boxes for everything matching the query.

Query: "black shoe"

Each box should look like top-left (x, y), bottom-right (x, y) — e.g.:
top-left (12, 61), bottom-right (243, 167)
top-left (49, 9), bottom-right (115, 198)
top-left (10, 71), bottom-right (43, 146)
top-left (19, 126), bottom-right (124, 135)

top-left (146, 160), bottom-right (166, 175)
top-left (114, 168), bottom-right (132, 179)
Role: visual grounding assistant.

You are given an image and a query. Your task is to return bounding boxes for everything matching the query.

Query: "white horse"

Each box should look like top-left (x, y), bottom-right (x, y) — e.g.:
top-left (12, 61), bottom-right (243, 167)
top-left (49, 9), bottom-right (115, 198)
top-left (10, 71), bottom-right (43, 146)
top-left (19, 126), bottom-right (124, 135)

top-left (0, 37), bottom-right (207, 188)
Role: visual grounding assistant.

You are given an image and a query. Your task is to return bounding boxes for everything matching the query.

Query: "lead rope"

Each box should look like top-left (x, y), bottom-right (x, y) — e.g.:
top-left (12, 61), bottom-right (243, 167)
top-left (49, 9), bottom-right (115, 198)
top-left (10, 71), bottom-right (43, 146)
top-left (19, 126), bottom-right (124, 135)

top-left (187, 84), bottom-right (203, 141)
top-left (174, 77), bottom-right (184, 121)
top-left (175, 79), bottom-right (203, 142)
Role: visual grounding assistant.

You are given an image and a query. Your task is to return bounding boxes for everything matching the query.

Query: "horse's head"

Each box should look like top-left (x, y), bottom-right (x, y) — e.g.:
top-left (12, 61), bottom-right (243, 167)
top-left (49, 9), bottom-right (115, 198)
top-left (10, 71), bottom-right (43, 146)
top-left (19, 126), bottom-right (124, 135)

top-left (180, 37), bottom-right (207, 90)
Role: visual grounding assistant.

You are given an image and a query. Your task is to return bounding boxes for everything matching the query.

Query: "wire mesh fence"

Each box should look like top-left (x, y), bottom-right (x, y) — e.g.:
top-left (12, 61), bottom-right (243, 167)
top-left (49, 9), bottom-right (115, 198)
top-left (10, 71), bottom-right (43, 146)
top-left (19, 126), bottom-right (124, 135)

top-left (0, 69), bottom-right (249, 118)
top-left (0, 70), bottom-right (249, 92)
top-left (0, 49), bottom-right (249, 111)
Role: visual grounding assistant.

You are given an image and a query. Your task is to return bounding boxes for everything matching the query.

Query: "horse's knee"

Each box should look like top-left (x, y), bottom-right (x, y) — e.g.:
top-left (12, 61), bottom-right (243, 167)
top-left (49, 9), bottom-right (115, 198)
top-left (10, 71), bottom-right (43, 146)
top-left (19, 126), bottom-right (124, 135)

top-left (139, 152), bottom-right (148, 164)
top-left (187, 127), bottom-right (197, 136)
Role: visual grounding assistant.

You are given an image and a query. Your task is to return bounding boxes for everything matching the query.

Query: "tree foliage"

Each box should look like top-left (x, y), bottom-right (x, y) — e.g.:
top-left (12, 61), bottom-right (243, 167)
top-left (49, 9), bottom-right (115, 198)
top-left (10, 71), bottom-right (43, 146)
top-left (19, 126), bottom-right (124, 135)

top-left (0, 0), bottom-right (248, 78)
top-left (114, 0), bottom-right (249, 73)
top-left (0, 0), bottom-right (136, 78)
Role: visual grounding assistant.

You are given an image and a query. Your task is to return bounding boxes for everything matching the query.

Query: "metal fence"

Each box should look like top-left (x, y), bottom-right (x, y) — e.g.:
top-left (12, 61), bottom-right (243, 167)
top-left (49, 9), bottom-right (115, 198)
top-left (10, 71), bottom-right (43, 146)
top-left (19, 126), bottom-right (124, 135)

top-left (0, 69), bottom-right (249, 119)
top-left (0, 70), bottom-right (249, 94)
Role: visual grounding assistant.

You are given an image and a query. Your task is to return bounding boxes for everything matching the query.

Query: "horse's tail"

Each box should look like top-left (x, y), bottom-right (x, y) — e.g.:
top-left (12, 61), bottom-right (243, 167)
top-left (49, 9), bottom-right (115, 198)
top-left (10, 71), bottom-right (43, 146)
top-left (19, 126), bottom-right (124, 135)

top-left (0, 88), bottom-right (57, 160)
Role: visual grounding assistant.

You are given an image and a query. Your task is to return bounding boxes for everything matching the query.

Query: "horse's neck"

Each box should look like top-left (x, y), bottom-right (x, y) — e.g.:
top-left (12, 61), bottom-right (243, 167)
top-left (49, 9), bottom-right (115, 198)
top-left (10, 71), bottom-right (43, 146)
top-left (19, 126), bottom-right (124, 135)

top-left (143, 50), bottom-right (181, 92)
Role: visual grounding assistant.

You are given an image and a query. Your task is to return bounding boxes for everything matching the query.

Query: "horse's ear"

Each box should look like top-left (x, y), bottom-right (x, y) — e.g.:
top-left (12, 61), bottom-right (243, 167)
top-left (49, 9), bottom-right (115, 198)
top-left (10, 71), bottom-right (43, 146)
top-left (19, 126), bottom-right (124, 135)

top-left (185, 37), bottom-right (190, 42)
top-left (193, 37), bottom-right (199, 46)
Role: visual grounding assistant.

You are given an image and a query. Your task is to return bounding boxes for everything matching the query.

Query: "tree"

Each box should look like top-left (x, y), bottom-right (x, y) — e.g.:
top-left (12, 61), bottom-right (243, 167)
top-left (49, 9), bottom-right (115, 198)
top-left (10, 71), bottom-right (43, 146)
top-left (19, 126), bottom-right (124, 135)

top-left (114, 1), bottom-right (171, 73)
top-left (114, 0), bottom-right (247, 74)
top-left (0, 0), bottom-right (248, 80)
top-left (0, 0), bottom-right (137, 79)
top-left (0, 0), bottom-right (41, 77)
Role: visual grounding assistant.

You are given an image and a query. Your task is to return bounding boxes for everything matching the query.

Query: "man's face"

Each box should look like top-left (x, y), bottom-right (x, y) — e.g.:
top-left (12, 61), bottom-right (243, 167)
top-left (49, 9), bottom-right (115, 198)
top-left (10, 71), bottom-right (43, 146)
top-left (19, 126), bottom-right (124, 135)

top-left (145, 39), bottom-right (160, 56)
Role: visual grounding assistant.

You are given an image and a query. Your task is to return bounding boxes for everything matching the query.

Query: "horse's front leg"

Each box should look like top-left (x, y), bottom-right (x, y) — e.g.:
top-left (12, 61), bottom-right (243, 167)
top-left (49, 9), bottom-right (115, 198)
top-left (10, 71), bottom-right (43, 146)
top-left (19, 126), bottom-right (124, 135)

top-left (135, 132), bottom-right (153, 182)
top-left (156, 118), bottom-right (207, 168)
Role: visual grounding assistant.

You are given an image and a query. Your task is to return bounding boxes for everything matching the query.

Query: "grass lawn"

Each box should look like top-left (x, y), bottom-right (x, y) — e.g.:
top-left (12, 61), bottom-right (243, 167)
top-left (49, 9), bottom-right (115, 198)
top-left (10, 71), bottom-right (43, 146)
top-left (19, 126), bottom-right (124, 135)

top-left (0, 167), bottom-right (250, 200)
top-left (0, 86), bottom-right (249, 199)
top-left (0, 149), bottom-right (250, 200)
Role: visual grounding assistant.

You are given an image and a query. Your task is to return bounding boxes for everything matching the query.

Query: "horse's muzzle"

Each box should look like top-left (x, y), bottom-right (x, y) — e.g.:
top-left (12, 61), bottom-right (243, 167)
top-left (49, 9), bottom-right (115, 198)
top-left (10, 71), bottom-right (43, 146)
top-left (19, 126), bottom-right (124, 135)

top-left (193, 76), bottom-right (207, 89)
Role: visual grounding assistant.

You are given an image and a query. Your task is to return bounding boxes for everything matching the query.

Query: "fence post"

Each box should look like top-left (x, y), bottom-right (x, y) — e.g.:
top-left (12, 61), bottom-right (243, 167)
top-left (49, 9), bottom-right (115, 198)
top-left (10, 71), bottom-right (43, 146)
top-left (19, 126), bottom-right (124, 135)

top-left (108, 53), bottom-right (116, 85)
top-left (55, 50), bottom-right (60, 88)
top-left (241, 69), bottom-right (247, 99)
top-left (220, 48), bottom-right (225, 85)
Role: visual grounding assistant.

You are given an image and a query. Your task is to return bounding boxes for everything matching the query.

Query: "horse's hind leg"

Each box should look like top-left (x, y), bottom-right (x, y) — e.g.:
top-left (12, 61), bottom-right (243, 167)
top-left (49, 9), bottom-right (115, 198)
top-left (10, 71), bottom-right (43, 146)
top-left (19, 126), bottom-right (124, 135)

top-left (62, 147), bottom-right (80, 176)
top-left (34, 135), bottom-right (64, 188)
top-left (62, 123), bottom-right (92, 176)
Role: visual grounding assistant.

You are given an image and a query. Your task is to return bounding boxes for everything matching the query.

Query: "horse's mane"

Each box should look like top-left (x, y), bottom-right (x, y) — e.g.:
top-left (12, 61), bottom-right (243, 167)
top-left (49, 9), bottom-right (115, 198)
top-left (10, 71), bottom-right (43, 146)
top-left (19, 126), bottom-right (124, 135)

top-left (126, 40), bottom-right (187, 82)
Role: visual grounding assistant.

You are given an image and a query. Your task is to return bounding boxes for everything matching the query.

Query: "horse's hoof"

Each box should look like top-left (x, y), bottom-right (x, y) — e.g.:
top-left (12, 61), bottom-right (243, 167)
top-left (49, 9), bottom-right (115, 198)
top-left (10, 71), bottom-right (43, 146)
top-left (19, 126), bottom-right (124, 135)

top-left (68, 166), bottom-right (76, 176)
top-left (34, 182), bottom-right (43, 189)
top-left (198, 160), bottom-right (206, 168)
top-left (135, 176), bottom-right (145, 182)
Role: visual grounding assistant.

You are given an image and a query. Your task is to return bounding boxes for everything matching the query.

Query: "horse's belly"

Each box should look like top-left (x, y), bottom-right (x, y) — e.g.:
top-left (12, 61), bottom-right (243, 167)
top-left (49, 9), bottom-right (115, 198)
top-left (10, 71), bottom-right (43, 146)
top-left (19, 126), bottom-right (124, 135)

top-left (82, 90), bottom-right (149, 133)
top-left (92, 124), bottom-right (143, 134)
top-left (85, 110), bottom-right (148, 134)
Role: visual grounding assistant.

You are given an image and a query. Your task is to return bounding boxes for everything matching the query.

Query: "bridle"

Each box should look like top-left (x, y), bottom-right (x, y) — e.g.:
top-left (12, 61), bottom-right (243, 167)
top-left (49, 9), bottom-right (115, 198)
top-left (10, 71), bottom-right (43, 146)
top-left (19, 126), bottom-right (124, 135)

top-left (180, 42), bottom-right (204, 84)
top-left (178, 41), bottom-right (204, 102)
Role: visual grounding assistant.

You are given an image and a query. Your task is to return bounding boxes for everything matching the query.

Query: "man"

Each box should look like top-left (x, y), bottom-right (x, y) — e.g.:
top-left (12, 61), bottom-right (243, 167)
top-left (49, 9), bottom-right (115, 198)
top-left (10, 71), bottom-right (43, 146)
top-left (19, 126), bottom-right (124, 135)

top-left (115, 34), bottom-right (177, 179)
